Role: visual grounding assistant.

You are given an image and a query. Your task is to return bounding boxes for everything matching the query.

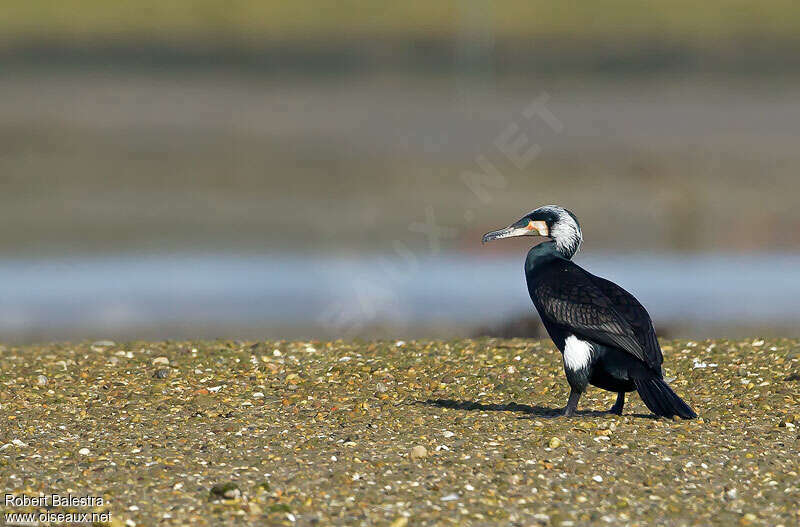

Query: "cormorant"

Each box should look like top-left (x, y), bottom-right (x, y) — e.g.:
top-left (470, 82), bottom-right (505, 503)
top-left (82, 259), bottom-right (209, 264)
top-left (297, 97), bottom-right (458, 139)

top-left (482, 205), bottom-right (696, 419)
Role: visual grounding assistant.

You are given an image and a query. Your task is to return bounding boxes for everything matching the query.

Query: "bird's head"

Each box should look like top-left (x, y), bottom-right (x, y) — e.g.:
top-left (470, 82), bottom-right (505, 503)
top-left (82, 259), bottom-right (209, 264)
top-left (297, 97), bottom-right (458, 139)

top-left (481, 205), bottom-right (582, 259)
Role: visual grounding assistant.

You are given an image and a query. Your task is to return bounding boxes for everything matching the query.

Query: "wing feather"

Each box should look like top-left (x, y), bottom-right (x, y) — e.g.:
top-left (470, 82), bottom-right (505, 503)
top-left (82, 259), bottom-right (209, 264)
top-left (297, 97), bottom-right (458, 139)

top-left (531, 262), bottom-right (662, 368)
top-left (591, 274), bottom-right (662, 367)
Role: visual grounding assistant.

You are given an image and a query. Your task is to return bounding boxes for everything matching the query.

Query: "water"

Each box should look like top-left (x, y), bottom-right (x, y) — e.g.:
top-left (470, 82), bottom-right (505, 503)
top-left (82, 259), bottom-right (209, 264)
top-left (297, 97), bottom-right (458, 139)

top-left (1, 251), bottom-right (798, 341)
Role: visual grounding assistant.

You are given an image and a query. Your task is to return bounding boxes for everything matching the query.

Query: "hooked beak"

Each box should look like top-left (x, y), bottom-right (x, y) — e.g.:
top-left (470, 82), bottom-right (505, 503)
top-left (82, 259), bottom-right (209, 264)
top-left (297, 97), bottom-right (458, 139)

top-left (482, 219), bottom-right (549, 244)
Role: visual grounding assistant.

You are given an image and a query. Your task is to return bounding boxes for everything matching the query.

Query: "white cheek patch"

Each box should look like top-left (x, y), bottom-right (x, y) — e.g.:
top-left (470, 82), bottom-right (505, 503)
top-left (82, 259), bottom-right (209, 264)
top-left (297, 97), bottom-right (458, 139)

top-left (530, 220), bottom-right (549, 237)
top-left (564, 335), bottom-right (593, 371)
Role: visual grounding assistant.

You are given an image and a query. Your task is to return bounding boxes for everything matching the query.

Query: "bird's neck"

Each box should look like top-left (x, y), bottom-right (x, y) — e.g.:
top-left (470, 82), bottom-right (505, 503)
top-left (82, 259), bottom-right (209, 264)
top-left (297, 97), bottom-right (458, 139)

top-left (525, 241), bottom-right (565, 272)
top-left (550, 220), bottom-right (582, 259)
top-left (551, 234), bottom-right (581, 259)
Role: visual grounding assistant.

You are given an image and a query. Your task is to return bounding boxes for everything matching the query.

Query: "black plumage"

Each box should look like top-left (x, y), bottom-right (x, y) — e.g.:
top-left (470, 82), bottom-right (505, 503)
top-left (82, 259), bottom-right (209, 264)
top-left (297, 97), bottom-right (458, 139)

top-left (482, 205), bottom-right (696, 419)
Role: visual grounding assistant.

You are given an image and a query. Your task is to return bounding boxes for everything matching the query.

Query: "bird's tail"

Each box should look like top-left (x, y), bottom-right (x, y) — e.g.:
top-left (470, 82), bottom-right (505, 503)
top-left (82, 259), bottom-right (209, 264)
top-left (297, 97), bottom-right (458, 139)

top-left (634, 376), bottom-right (697, 419)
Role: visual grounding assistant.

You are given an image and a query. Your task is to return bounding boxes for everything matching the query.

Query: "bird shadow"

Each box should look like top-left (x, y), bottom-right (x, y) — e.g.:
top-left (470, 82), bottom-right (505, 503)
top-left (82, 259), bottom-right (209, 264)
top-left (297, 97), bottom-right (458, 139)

top-left (416, 399), bottom-right (657, 420)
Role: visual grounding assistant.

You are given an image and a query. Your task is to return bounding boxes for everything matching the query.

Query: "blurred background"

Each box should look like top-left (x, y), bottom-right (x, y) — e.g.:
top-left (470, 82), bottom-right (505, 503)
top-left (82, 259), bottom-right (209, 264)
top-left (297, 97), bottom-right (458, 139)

top-left (2, 1), bottom-right (799, 342)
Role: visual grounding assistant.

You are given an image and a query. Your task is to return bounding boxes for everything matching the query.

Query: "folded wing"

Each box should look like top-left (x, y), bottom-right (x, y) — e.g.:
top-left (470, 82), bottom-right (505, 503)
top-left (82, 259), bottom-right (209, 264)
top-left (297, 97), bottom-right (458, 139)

top-left (532, 262), bottom-right (663, 370)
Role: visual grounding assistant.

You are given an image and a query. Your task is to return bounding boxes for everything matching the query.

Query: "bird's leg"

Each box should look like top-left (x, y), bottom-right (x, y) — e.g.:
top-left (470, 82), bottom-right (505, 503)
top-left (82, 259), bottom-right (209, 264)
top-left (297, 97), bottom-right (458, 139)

top-left (607, 392), bottom-right (625, 415)
top-left (562, 389), bottom-right (581, 417)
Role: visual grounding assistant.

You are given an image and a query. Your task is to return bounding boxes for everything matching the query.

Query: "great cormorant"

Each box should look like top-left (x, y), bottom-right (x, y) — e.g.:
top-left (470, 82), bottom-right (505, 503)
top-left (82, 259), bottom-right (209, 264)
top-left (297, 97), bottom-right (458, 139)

top-left (482, 205), bottom-right (696, 419)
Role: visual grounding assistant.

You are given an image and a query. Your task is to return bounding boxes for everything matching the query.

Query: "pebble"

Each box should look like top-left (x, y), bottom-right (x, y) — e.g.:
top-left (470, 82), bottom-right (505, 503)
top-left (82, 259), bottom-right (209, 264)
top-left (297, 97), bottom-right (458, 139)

top-left (78, 448), bottom-right (90, 455)
top-left (36, 375), bottom-right (48, 385)
top-left (549, 437), bottom-right (561, 448)
top-left (152, 356), bottom-right (170, 366)
top-left (410, 446), bottom-right (428, 460)
top-left (376, 382), bottom-right (388, 393)
top-left (223, 488), bottom-right (241, 499)
top-left (4, 337), bottom-right (799, 525)
top-left (210, 483), bottom-right (240, 500)
top-left (390, 518), bottom-right (409, 527)
top-left (592, 475), bottom-right (604, 482)
top-left (153, 368), bottom-right (171, 379)
top-left (741, 513), bottom-right (757, 524)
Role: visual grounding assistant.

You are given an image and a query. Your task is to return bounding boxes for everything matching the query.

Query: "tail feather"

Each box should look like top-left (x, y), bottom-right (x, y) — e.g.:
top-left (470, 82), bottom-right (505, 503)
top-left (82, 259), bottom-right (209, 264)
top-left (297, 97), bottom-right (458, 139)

top-left (645, 380), bottom-right (671, 416)
top-left (634, 376), bottom-right (697, 419)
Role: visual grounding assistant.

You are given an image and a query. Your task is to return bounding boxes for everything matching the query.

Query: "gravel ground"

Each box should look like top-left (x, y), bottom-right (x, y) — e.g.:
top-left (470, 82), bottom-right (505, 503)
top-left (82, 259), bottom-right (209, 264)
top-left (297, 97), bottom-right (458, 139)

top-left (1, 339), bottom-right (799, 526)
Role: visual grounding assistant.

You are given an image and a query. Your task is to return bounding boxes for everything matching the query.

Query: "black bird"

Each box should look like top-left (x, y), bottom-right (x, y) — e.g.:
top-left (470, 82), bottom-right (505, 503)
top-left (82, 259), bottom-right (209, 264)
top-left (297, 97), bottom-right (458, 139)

top-left (482, 205), bottom-right (696, 419)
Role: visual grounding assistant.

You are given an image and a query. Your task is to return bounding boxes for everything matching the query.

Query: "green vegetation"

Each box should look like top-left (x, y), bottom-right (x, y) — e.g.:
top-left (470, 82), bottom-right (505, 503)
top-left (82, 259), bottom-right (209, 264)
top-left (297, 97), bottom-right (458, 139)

top-left (3, 1), bottom-right (800, 44)
top-left (2, 338), bottom-right (798, 525)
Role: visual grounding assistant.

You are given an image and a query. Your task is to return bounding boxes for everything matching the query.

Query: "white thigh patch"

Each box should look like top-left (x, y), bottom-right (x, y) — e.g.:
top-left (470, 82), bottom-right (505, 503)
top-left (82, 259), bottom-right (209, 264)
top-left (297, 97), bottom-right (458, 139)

top-left (563, 335), bottom-right (593, 371)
